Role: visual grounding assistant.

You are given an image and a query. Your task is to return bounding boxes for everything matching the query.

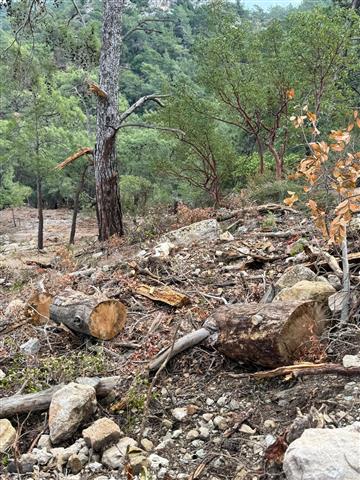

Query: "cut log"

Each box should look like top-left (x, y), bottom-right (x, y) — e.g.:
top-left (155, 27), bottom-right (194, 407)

top-left (26, 292), bottom-right (54, 325)
top-left (0, 376), bottom-right (121, 418)
top-left (204, 301), bottom-right (326, 368)
top-left (50, 289), bottom-right (126, 340)
top-left (135, 283), bottom-right (190, 308)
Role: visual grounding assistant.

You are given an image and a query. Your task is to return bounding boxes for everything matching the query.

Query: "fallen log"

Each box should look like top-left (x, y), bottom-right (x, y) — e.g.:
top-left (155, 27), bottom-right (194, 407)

top-left (0, 376), bottom-right (121, 418)
top-left (149, 300), bottom-right (326, 371)
top-left (228, 362), bottom-right (360, 380)
top-left (135, 283), bottom-right (190, 308)
top-left (50, 289), bottom-right (127, 340)
top-left (205, 301), bottom-right (326, 368)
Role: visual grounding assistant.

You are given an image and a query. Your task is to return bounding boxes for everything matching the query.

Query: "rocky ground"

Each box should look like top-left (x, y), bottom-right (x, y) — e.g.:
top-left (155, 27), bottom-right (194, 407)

top-left (0, 204), bottom-right (360, 480)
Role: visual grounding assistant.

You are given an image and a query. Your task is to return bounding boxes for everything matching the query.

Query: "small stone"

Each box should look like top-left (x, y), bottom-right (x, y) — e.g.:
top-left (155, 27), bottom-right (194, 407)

top-left (263, 419), bottom-right (276, 429)
top-left (217, 396), bottom-right (227, 407)
top-left (67, 454), bottom-right (83, 474)
top-left (128, 446), bottom-right (148, 474)
top-left (239, 424), bottom-right (256, 434)
top-left (202, 413), bottom-right (213, 422)
top-left (148, 453), bottom-right (169, 470)
top-left (87, 462), bottom-right (103, 473)
top-left (102, 437), bottom-right (138, 469)
top-left (172, 407), bottom-right (188, 421)
top-left (264, 434), bottom-right (276, 447)
top-left (17, 453), bottom-right (37, 473)
top-left (172, 429), bottom-right (182, 439)
top-left (0, 369), bottom-right (5, 380)
top-left (32, 448), bottom-right (52, 465)
top-left (198, 427), bottom-right (210, 439)
top-left (191, 439), bottom-right (204, 448)
top-left (37, 434), bottom-right (52, 450)
top-left (186, 429), bottom-right (200, 441)
top-left (195, 448), bottom-right (206, 458)
top-left (213, 416), bottom-right (227, 431)
top-left (0, 419), bottom-right (16, 452)
top-left (162, 419), bottom-right (173, 429)
top-left (342, 354), bottom-right (360, 368)
top-left (220, 231), bottom-right (234, 242)
top-left (141, 438), bottom-right (154, 451)
top-left (82, 417), bottom-right (121, 451)
top-left (229, 399), bottom-right (240, 410)
top-left (20, 337), bottom-right (41, 355)
top-left (206, 398), bottom-right (214, 406)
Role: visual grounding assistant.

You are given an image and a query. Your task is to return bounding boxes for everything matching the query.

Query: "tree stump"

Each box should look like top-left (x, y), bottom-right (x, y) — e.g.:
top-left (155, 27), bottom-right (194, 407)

top-left (50, 289), bottom-right (127, 340)
top-left (204, 301), bottom-right (326, 368)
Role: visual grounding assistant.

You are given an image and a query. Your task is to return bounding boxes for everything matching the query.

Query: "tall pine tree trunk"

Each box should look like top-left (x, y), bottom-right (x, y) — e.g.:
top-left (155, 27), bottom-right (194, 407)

top-left (37, 176), bottom-right (44, 251)
top-left (94, 0), bottom-right (125, 241)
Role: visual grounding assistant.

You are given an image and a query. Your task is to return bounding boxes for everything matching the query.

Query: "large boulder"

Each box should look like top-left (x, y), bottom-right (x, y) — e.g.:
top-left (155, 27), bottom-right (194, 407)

top-left (283, 422), bottom-right (360, 480)
top-left (49, 383), bottom-right (97, 444)
top-left (0, 419), bottom-right (16, 452)
top-left (160, 219), bottom-right (220, 246)
top-left (274, 280), bottom-right (335, 303)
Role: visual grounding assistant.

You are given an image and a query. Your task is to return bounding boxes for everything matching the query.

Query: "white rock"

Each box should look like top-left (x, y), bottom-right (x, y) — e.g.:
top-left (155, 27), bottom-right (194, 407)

top-left (202, 413), bottom-right (213, 421)
top-left (186, 429), bottom-right (199, 441)
top-left (213, 416), bottom-right (227, 430)
top-left (342, 354), bottom-right (360, 368)
top-left (87, 461), bottom-right (103, 472)
top-left (102, 437), bottom-right (137, 469)
top-left (264, 435), bottom-right (276, 447)
top-left (264, 419), bottom-right (276, 429)
top-left (172, 407), bottom-right (188, 421)
top-left (148, 453), bottom-right (169, 470)
top-left (196, 448), bottom-right (206, 458)
top-left (276, 265), bottom-right (317, 290)
top-left (172, 429), bottom-right (182, 439)
top-left (0, 369), bottom-right (5, 380)
top-left (20, 337), bottom-right (41, 355)
top-left (0, 419), bottom-right (16, 452)
top-left (239, 424), bottom-right (256, 434)
top-left (198, 427), bottom-right (210, 439)
top-left (32, 448), bottom-right (53, 465)
top-left (229, 399), bottom-right (240, 410)
top-left (283, 422), bottom-right (360, 480)
top-left (217, 396), bottom-right (227, 407)
top-left (153, 242), bottom-right (175, 258)
top-left (161, 219), bottom-right (220, 246)
top-left (49, 383), bottom-right (97, 444)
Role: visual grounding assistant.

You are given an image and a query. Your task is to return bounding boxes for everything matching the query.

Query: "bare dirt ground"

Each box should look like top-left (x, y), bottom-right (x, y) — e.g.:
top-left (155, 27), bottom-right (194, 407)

top-left (0, 205), bottom-right (359, 479)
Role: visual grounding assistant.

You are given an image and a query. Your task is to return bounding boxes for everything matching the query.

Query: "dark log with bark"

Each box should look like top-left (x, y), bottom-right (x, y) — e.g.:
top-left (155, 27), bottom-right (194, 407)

top-left (50, 289), bottom-right (127, 340)
top-left (0, 376), bottom-right (121, 418)
top-left (204, 301), bottom-right (326, 368)
top-left (149, 300), bottom-right (327, 371)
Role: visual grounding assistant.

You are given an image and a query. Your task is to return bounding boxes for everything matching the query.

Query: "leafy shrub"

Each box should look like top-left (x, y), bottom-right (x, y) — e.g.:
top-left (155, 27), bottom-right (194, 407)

top-left (248, 174), bottom-right (304, 205)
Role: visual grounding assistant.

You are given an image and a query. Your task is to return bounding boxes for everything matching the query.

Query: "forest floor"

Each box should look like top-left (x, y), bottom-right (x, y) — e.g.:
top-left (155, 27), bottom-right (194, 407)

top-left (0, 204), bottom-right (360, 480)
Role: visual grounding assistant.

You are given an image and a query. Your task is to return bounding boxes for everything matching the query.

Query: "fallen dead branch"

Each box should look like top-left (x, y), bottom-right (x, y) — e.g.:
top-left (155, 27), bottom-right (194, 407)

top-left (228, 362), bottom-right (360, 380)
top-left (0, 376), bottom-right (121, 418)
top-left (55, 147), bottom-right (93, 170)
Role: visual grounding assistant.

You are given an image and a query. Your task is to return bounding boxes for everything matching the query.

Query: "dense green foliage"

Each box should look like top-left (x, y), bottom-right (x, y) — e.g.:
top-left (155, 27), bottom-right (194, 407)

top-left (0, 0), bottom-right (359, 214)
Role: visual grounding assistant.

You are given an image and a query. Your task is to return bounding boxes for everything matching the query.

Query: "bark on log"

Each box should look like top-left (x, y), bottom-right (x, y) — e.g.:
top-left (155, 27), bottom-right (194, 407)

top-left (204, 301), bottom-right (326, 368)
top-left (50, 289), bottom-right (126, 340)
top-left (0, 376), bottom-right (121, 418)
top-left (135, 283), bottom-right (190, 308)
top-left (26, 292), bottom-right (54, 325)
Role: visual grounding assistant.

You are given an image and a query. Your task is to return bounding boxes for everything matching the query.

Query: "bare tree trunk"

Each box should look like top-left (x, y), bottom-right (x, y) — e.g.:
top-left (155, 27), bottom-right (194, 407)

top-left (256, 138), bottom-right (265, 175)
top-left (352, 0), bottom-right (360, 9)
top-left (269, 145), bottom-right (283, 180)
top-left (69, 164), bottom-right (88, 245)
top-left (94, 0), bottom-right (125, 241)
top-left (37, 176), bottom-right (44, 250)
top-left (340, 231), bottom-right (350, 325)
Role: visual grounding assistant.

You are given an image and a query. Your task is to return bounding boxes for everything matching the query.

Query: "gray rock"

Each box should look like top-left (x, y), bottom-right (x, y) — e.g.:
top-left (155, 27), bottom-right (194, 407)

top-left (161, 219), bottom-right (220, 246)
top-left (148, 453), bottom-right (169, 470)
top-left (87, 461), bottom-right (103, 472)
top-left (102, 437), bottom-right (138, 469)
top-left (283, 422), bottom-right (360, 480)
top-left (0, 418), bottom-right (16, 452)
top-left (20, 337), bottom-right (41, 355)
top-left (172, 407), bottom-right (188, 421)
top-left (127, 445), bottom-right (148, 474)
top-left (32, 448), bottom-right (53, 465)
top-left (37, 434), bottom-right (52, 450)
top-left (342, 354), bottom-right (360, 368)
top-left (49, 383), bottom-right (97, 444)
top-left (276, 265), bottom-right (317, 290)
top-left (213, 415), bottom-right (227, 431)
top-left (274, 280), bottom-right (335, 303)
top-left (186, 429), bottom-right (200, 441)
top-left (13, 453), bottom-right (36, 473)
top-left (198, 426), bottom-right (210, 439)
top-left (82, 417), bottom-right (121, 451)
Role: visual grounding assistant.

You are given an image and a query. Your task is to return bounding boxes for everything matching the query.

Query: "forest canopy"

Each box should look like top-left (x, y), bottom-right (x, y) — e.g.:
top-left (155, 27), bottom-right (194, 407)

top-left (0, 0), bottom-right (359, 219)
